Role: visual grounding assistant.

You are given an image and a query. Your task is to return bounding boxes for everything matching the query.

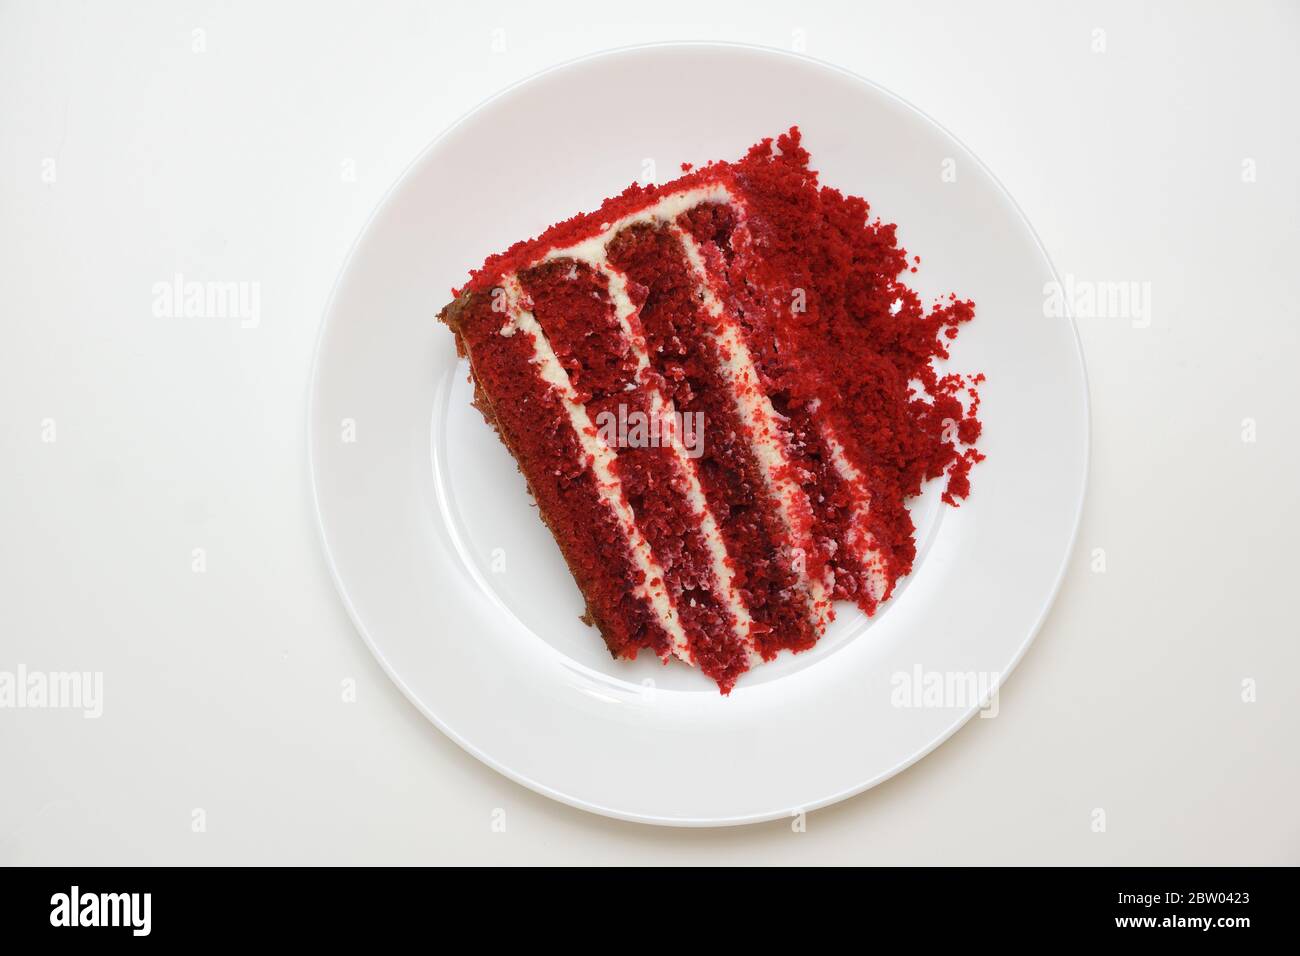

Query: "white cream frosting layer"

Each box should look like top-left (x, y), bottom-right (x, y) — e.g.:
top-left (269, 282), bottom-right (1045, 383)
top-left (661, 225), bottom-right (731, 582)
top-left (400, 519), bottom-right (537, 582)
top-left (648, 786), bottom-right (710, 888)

top-left (597, 262), bottom-right (761, 666)
top-left (672, 226), bottom-right (834, 630)
top-left (537, 184), bottom-right (736, 269)
top-left (497, 275), bottom-right (694, 664)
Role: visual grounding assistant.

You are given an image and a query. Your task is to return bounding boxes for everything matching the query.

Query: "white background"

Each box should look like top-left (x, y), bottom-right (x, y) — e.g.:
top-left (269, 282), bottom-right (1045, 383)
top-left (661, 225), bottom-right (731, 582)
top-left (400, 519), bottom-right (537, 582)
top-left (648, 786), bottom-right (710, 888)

top-left (2, 0), bottom-right (1296, 864)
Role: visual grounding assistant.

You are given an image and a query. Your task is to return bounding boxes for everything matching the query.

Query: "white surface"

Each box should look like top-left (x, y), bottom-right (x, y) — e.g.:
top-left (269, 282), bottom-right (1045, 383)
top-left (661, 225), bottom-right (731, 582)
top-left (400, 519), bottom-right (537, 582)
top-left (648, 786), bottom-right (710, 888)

top-left (1, 0), bottom-right (1296, 861)
top-left (308, 44), bottom-right (1087, 824)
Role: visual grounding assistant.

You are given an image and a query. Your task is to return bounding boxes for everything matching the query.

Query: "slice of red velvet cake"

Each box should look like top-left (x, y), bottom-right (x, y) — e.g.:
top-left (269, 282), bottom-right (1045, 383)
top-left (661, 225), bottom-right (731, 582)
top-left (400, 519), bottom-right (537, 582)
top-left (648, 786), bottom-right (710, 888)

top-left (438, 129), bottom-right (983, 693)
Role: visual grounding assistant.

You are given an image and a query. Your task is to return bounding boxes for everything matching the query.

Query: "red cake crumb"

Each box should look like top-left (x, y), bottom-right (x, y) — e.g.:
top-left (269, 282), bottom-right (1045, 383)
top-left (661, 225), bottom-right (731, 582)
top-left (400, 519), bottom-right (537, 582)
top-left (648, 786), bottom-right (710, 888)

top-left (437, 128), bottom-right (983, 693)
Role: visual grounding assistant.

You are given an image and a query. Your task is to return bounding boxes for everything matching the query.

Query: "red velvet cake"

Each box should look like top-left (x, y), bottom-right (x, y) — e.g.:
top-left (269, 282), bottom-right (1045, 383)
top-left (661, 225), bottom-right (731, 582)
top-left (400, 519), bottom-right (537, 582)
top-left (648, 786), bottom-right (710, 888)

top-left (438, 129), bottom-right (983, 693)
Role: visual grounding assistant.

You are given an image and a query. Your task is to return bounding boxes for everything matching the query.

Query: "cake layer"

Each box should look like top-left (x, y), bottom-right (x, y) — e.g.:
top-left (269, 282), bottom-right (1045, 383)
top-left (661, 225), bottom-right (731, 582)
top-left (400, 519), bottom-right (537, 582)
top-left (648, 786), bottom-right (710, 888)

top-left (442, 280), bottom-right (679, 661)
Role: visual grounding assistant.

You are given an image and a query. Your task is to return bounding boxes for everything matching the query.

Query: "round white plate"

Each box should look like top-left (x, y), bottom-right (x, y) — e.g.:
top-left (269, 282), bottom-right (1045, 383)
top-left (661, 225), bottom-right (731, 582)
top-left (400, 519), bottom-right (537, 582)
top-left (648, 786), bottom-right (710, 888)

top-left (308, 43), bottom-right (1088, 826)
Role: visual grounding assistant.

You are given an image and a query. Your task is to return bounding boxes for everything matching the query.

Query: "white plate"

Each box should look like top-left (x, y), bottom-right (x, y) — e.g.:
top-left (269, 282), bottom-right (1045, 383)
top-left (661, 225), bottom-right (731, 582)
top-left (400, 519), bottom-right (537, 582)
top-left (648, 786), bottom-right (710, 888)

top-left (308, 43), bottom-right (1088, 826)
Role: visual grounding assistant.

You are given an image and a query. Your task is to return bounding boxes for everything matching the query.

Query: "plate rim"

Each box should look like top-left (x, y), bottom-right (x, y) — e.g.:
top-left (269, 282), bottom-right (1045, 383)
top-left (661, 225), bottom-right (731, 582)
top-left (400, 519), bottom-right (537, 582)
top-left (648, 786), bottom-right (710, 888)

top-left (306, 40), bottom-right (1091, 827)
